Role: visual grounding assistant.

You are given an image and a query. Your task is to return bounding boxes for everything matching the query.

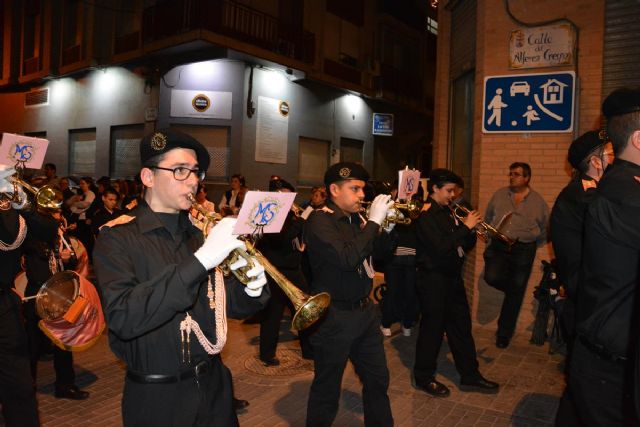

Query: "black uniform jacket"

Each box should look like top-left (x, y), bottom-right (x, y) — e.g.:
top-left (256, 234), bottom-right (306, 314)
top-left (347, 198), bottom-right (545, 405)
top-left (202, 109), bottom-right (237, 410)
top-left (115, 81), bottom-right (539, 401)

top-left (415, 197), bottom-right (477, 276)
top-left (23, 211), bottom-right (60, 295)
top-left (549, 174), bottom-right (597, 299)
top-left (576, 159), bottom-right (640, 357)
top-left (304, 199), bottom-right (393, 303)
top-left (93, 200), bottom-right (269, 374)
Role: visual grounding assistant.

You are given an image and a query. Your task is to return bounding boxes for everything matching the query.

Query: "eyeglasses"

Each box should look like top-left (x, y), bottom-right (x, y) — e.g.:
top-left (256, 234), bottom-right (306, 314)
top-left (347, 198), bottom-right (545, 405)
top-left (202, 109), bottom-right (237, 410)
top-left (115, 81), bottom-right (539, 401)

top-left (508, 172), bottom-right (523, 177)
top-left (603, 151), bottom-right (615, 157)
top-left (150, 166), bottom-right (205, 182)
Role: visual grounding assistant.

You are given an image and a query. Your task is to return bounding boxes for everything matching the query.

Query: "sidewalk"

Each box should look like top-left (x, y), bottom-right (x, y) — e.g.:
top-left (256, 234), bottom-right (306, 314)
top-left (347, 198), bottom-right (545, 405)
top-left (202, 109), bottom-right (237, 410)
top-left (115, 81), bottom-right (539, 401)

top-left (16, 310), bottom-right (565, 427)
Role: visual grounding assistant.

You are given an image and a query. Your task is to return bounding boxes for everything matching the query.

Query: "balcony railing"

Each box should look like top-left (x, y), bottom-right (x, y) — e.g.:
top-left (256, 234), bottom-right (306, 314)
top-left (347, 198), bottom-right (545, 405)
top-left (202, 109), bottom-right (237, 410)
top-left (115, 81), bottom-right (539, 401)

top-left (141, 0), bottom-right (315, 64)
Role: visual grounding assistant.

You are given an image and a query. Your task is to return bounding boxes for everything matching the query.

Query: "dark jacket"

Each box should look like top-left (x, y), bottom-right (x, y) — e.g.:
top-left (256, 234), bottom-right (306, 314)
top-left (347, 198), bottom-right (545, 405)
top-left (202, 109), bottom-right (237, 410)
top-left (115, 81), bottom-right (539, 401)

top-left (415, 197), bottom-right (477, 275)
top-left (304, 199), bottom-right (394, 303)
top-left (576, 160), bottom-right (640, 358)
top-left (549, 174), bottom-right (597, 299)
top-left (93, 200), bottom-right (269, 374)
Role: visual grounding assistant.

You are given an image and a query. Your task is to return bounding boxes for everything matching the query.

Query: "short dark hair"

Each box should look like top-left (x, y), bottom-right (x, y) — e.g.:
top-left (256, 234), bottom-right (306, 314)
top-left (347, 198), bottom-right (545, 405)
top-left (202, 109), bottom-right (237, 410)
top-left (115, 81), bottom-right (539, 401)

top-left (428, 168), bottom-right (460, 194)
top-left (509, 162), bottom-right (531, 178)
top-left (44, 163), bottom-right (56, 171)
top-left (102, 187), bottom-right (119, 199)
top-left (576, 144), bottom-right (606, 174)
top-left (230, 174), bottom-right (245, 186)
top-left (608, 111), bottom-right (640, 154)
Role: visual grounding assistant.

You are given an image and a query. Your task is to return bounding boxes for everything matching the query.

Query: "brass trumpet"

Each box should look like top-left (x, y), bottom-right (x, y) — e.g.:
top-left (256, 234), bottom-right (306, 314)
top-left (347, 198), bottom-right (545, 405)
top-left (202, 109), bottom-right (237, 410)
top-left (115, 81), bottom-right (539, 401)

top-left (0, 175), bottom-right (63, 211)
top-left (188, 194), bottom-right (330, 330)
top-left (450, 203), bottom-right (517, 249)
top-left (360, 200), bottom-right (422, 226)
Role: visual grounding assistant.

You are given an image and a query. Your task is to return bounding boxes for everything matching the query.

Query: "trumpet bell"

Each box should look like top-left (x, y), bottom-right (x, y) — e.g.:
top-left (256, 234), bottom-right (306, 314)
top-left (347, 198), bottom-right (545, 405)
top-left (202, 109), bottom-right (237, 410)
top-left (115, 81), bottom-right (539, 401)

top-left (292, 292), bottom-right (331, 330)
top-left (36, 185), bottom-right (64, 210)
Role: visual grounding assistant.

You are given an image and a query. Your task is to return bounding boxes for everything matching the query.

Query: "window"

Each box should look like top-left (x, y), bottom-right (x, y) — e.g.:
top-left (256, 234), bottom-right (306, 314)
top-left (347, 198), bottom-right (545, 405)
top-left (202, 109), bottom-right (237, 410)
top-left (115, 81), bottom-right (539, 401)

top-left (427, 17), bottom-right (438, 35)
top-left (298, 137), bottom-right (330, 185)
top-left (170, 125), bottom-right (230, 181)
top-left (110, 124), bottom-right (144, 179)
top-left (340, 137), bottom-right (363, 163)
top-left (69, 129), bottom-right (96, 176)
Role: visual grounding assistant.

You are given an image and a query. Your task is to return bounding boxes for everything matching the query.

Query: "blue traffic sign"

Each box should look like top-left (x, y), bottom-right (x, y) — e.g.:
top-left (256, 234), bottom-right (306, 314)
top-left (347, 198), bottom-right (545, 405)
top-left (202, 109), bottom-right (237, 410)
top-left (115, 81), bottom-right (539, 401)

top-left (482, 71), bottom-right (575, 133)
top-left (372, 113), bottom-right (394, 136)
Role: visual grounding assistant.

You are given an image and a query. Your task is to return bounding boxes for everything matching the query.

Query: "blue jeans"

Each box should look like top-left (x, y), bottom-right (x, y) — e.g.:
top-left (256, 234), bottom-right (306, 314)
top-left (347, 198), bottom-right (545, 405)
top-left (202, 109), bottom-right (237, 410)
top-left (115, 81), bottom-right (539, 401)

top-left (483, 241), bottom-right (537, 339)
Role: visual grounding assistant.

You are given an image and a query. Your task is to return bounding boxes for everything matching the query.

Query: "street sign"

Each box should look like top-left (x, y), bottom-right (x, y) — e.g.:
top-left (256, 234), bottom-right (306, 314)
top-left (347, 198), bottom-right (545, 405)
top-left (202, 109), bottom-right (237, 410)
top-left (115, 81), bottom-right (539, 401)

top-left (482, 71), bottom-right (575, 133)
top-left (372, 113), bottom-right (394, 136)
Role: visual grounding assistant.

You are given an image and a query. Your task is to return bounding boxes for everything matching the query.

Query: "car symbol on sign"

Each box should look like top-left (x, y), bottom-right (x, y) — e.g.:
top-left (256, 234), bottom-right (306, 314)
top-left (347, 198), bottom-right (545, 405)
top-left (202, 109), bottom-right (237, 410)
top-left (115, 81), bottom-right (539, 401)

top-left (510, 81), bottom-right (530, 97)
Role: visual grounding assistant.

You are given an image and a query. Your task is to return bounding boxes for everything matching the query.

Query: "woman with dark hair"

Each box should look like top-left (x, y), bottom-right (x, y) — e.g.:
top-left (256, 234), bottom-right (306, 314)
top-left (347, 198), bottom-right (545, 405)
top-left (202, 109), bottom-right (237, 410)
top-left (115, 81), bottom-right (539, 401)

top-left (412, 168), bottom-right (498, 398)
top-left (219, 174), bottom-right (247, 217)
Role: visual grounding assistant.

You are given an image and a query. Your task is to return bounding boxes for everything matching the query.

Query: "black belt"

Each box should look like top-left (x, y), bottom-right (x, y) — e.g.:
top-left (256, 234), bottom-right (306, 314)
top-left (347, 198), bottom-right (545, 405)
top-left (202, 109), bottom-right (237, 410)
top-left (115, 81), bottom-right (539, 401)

top-left (578, 336), bottom-right (628, 364)
top-left (126, 355), bottom-right (219, 384)
top-left (332, 297), bottom-right (371, 311)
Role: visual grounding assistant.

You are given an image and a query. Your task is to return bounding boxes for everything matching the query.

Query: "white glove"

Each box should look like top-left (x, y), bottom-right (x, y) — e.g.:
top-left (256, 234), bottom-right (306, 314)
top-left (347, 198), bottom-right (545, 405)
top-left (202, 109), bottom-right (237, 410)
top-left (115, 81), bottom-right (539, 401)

top-left (0, 165), bottom-right (16, 194)
top-left (228, 256), bottom-right (267, 297)
top-left (194, 217), bottom-right (245, 270)
top-left (300, 205), bottom-right (314, 220)
top-left (367, 194), bottom-right (394, 226)
top-left (244, 262), bottom-right (267, 297)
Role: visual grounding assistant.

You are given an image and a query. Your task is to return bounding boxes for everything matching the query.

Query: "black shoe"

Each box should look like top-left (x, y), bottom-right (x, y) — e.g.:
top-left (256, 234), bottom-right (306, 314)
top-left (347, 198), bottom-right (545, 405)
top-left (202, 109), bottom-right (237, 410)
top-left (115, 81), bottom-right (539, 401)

top-left (413, 377), bottom-right (450, 398)
top-left (260, 357), bottom-right (280, 367)
top-left (54, 385), bottom-right (89, 400)
top-left (233, 397), bottom-right (249, 413)
top-left (460, 375), bottom-right (500, 394)
top-left (496, 336), bottom-right (510, 349)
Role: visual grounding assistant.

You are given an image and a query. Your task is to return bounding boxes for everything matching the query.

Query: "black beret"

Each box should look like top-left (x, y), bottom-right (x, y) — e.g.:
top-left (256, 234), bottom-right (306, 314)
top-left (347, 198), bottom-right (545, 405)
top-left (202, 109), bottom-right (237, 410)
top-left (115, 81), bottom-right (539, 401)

top-left (567, 130), bottom-right (606, 169)
top-left (140, 129), bottom-right (210, 173)
top-left (269, 177), bottom-right (295, 192)
top-left (602, 87), bottom-right (640, 118)
top-left (324, 162), bottom-right (370, 186)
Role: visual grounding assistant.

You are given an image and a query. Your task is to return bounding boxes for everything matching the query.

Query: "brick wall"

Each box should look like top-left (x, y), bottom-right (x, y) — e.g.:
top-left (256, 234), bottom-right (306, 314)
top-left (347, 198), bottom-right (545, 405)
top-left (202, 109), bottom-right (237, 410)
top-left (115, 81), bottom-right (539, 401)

top-left (435, 0), bottom-right (605, 334)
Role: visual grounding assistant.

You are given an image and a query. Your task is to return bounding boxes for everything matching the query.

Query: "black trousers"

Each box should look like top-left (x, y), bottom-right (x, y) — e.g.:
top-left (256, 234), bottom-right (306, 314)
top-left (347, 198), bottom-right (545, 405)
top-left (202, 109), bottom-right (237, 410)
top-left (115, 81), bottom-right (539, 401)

top-left (559, 339), bottom-right (639, 427)
top-left (306, 304), bottom-right (393, 427)
top-left (483, 241), bottom-right (537, 339)
top-left (413, 269), bottom-right (479, 382)
top-left (381, 256), bottom-right (419, 329)
top-left (24, 297), bottom-right (75, 386)
top-left (259, 269), bottom-right (312, 360)
top-left (0, 291), bottom-right (40, 427)
top-left (122, 355), bottom-right (237, 427)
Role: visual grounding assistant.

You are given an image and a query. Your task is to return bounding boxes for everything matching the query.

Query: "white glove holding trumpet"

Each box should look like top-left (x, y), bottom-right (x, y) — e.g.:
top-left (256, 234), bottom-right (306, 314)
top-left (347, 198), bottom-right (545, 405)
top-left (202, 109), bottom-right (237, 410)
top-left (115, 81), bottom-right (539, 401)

top-left (194, 217), bottom-right (267, 297)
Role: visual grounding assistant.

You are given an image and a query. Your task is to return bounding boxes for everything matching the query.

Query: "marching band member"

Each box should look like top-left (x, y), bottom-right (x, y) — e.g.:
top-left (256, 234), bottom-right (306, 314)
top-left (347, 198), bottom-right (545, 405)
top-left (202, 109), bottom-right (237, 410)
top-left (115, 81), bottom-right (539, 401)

top-left (412, 169), bottom-right (498, 397)
top-left (93, 129), bottom-right (269, 426)
top-left (0, 165), bottom-right (39, 426)
top-left (304, 162), bottom-right (395, 427)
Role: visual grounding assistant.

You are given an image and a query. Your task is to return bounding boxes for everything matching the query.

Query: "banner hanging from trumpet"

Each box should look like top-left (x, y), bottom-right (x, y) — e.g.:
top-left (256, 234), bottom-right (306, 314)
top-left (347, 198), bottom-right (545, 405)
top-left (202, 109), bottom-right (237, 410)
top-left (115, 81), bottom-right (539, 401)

top-left (398, 167), bottom-right (421, 200)
top-left (0, 133), bottom-right (50, 169)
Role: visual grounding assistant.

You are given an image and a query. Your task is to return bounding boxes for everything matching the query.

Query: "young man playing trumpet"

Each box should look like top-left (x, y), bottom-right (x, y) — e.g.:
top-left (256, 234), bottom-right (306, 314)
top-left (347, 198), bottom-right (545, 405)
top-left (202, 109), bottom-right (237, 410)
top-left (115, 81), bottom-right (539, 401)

top-left (413, 169), bottom-right (498, 397)
top-left (304, 162), bottom-right (395, 427)
top-left (94, 129), bottom-right (269, 426)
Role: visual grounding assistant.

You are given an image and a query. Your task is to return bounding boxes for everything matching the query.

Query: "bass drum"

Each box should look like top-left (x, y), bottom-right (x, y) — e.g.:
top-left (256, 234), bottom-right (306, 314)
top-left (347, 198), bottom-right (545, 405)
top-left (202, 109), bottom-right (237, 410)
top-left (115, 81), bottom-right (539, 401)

top-left (36, 270), bottom-right (105, 352)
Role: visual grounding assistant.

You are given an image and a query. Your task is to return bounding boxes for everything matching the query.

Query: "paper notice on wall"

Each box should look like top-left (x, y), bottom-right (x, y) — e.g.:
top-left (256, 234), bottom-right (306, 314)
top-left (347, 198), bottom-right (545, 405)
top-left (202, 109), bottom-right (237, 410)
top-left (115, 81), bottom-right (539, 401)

top-left (255, 96), bottom-right (288, 164)
top-left (397, 168), bottom-right (421, 200)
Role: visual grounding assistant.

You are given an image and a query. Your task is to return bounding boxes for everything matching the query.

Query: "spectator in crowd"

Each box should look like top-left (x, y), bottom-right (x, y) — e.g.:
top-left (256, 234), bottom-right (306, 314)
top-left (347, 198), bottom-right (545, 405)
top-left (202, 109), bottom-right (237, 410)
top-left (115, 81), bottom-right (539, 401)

top-left (483, 162), bottom-right (549, 349)
top-left (219, 174), bottom-right (247, 217)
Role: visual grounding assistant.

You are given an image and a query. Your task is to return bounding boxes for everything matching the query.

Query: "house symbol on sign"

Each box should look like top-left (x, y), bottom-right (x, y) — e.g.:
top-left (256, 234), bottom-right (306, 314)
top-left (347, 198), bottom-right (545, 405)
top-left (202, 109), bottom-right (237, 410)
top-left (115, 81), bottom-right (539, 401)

top-left (540, 79), bottom-right (567, 105)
